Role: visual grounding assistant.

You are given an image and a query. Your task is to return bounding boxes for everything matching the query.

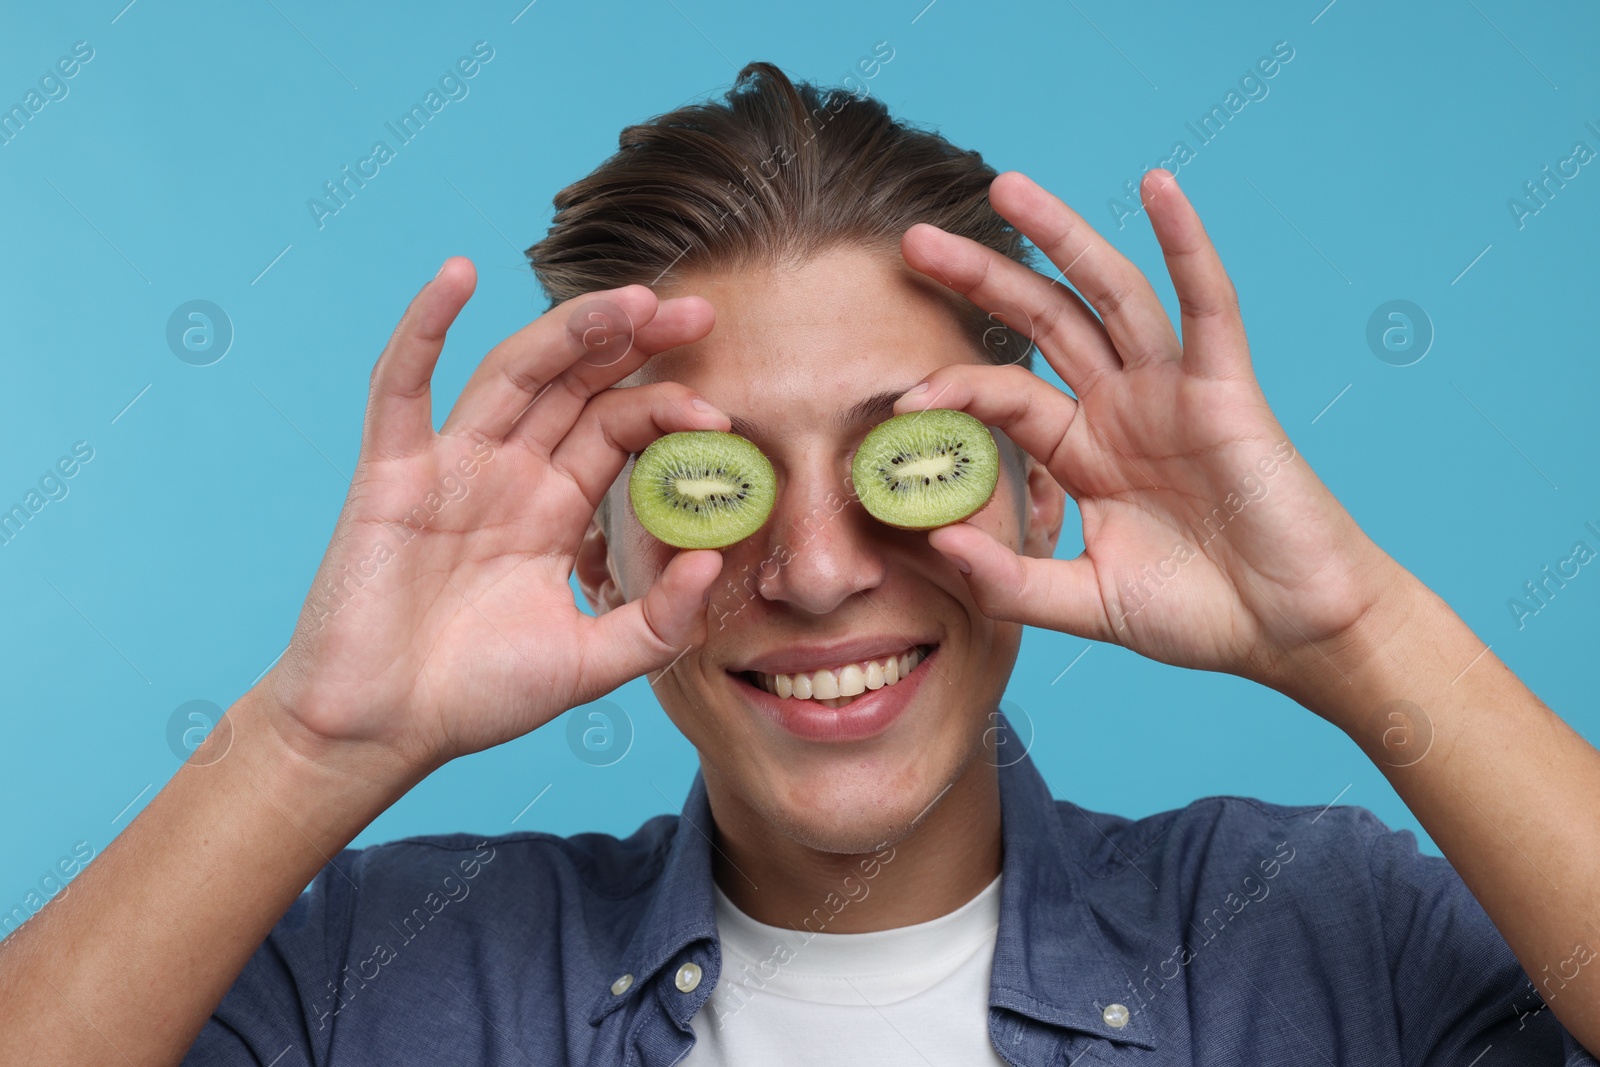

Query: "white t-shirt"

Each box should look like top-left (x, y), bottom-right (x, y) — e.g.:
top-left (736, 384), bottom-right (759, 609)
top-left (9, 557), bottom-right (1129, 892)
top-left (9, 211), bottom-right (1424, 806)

top-left (683, 873), bottom-right (1008, 1065)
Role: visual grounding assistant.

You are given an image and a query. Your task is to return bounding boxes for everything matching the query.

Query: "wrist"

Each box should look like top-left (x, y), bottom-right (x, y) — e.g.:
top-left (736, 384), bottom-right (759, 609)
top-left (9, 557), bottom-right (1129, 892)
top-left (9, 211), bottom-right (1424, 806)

top-left (221, 682), bottom-right (426, 836)
top-left (1260, 558), bottom-right (1452, 740)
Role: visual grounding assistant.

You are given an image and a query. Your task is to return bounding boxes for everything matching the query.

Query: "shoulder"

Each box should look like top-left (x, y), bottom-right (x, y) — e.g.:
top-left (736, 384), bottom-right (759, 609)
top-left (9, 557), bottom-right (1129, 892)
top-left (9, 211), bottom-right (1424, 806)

top-left (1053, 791), bottom-right (1423, 908)
top-left (1036, 798), bottom-right (1590, 1063)
top-left (341, 815), bottom-right (683, 897)
top-left (202, 814), bottom-right (693, 1059)
top-left (275, 812), bottom-right (686, 949)
top-left (1062, 791), bottom-right (1406, 867)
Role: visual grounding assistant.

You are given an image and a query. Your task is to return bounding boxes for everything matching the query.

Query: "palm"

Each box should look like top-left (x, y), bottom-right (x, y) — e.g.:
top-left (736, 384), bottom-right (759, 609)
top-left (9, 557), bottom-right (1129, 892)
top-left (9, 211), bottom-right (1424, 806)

top-left (266, 264), bottom-right (730, 771)
top-left (291, 447), bottom-right (588, 756)
top-left (899, 171), bottom-right (1391, 683)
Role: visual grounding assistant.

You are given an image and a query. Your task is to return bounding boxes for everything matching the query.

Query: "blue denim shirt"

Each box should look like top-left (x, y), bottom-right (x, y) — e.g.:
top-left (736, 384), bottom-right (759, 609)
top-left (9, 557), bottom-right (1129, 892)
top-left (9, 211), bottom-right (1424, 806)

top-left (184, 739), bottom-right (1596, 1065)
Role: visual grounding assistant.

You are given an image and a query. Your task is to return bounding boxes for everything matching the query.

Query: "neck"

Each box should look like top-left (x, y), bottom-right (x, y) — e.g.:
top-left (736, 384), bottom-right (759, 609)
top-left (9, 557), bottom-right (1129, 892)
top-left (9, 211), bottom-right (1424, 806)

top-left (704, 754), bottom-right (1002, 934)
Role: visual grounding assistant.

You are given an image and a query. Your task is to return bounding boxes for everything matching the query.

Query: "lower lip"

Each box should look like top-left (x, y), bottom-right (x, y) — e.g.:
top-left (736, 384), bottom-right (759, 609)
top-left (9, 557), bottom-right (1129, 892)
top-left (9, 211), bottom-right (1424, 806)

top-left (733, 649), bottom-right (937, 743)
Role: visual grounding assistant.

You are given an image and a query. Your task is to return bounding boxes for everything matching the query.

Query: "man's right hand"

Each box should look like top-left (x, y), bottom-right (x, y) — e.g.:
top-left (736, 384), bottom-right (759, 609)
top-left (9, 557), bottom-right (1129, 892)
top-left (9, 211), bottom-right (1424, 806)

top-left (0, 258), bottom-right (729, 1067)
top-left (265, 256), bottom-right (729, 780)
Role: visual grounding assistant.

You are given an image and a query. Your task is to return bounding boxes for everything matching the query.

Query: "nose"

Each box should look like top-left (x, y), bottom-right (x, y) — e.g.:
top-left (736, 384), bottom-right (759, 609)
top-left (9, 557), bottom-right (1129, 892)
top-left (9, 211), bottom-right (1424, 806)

top-left (750, 472), bottom-right (887, 615)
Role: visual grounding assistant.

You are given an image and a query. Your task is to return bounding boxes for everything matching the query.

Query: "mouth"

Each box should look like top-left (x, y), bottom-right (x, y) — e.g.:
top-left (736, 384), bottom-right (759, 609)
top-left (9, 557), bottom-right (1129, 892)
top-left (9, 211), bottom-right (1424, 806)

top-left (738, 644), bottom-right (934, 710)
top-left (729, 641), bottom-right (940, 744)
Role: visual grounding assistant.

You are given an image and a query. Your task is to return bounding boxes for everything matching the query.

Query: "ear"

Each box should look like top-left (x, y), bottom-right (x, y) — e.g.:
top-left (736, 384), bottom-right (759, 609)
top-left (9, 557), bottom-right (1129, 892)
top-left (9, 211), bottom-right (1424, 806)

top-left (576, 519), bottom-right (627, 614)
top-left (1020, 455), bottom-right (1065, 559)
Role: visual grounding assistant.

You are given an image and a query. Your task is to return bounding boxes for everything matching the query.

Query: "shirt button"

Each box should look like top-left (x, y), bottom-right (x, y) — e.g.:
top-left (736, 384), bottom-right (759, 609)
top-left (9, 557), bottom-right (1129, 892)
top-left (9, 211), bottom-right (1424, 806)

top-left (674, 962), bottom-right (703, 993)
top-left (610, 973), bottom-right (633, 996)
top-left (1102, 1003), bottom-right (1130, 1028)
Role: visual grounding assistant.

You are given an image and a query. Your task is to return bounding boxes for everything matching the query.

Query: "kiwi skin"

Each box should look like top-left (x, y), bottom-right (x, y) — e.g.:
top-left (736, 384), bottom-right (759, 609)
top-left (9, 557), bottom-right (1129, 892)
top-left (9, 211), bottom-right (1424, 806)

top-left (851, 409), bottom-right (1000, 531)
top-left (627, 430), bottom-right (777, 550)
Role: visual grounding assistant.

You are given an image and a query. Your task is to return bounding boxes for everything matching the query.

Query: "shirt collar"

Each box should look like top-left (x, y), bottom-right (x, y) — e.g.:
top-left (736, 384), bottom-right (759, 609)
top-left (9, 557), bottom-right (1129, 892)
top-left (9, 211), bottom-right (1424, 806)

top-left (585, 773), bottom-right (723, 1029)
top-left (987, 729), bottom-right (1159, 1049)
top-left (586, 712), bottom-right (1158, 1051)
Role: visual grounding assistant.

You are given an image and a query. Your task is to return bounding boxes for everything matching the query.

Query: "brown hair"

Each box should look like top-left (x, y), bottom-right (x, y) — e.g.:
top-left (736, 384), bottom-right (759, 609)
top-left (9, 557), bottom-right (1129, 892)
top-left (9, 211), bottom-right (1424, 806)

top-left (524, 60), bottom-right (1036, 369)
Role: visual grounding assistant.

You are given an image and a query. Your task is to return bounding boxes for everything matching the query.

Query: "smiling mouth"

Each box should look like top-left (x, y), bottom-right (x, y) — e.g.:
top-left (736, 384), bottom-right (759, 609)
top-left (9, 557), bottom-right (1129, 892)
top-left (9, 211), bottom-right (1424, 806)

top-left (739, 645), bottom-right (935, 709)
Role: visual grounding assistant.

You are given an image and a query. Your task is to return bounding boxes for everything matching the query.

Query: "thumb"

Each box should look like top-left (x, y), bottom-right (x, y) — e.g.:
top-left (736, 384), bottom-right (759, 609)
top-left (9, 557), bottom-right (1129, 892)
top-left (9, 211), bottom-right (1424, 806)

top-left (928, 523), bottom-right (1107, 639)
top-left (586, 549), bottom-right (723, 690)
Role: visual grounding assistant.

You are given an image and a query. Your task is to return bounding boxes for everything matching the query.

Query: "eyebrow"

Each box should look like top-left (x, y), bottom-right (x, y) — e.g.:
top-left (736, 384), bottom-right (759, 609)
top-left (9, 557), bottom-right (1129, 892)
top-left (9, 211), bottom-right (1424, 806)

top-left (726, 387), bottom-right (915, 443)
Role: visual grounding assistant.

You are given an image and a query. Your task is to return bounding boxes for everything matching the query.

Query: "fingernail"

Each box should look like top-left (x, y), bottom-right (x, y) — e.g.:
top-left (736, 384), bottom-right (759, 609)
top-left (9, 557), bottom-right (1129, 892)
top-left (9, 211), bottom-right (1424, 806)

top-left (434, 259), bottom-right (449, 279)
top-left (952, 555), bottom-right (971, 574)
top-left (903, 382), bottom-right (930, 397)
top-left (691, 397), bottom-right (715, 413)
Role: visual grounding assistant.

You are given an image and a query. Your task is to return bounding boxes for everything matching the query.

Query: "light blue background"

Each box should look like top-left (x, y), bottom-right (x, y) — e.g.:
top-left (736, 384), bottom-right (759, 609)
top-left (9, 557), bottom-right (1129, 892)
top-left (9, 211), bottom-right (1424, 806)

top-left (4, 0), bottom-right (1598, 918)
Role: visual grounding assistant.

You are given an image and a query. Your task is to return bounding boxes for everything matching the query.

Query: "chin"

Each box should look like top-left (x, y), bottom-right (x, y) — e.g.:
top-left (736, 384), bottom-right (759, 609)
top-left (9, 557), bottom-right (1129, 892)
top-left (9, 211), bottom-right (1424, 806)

top-left (733, 709), bottom-right (988, 856)
top-left (755, 780), bottom-right (942, 855)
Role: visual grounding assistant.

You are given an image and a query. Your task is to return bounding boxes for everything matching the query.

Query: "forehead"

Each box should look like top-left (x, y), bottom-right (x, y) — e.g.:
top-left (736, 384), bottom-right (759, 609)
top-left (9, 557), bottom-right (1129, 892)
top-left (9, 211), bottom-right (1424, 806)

top-left (630, 247), bottom-right (982, 438)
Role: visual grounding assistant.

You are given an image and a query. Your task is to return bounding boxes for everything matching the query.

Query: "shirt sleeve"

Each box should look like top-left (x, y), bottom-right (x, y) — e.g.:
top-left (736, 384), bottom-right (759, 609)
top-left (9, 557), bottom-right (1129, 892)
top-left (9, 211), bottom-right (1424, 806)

top-left (1362, 813), bottom-right (1598, 1066)
top-left (180, 852), bottom-right (358, 1067)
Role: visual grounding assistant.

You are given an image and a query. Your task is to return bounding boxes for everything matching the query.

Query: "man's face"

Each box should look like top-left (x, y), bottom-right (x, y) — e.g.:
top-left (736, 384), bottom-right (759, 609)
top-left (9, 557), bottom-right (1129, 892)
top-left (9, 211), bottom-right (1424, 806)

top-left (584, 246), bottom-right (1061, 855)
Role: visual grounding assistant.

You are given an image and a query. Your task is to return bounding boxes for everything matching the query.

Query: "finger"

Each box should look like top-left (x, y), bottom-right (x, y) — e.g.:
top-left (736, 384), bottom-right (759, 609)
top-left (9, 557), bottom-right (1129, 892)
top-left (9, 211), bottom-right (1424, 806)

top-left (926, 523), bottom-right (1110, 641)
top-left (988, 171), bottom-right (1181, 369)
top-left (583, 548), bottom-right (724, 691)
top-left (363, 257), bottom-right (476, 460)
top-left (895, 364), bottom-right (1082, 492)
top-left (441, 284), bottom-right (665, 442)
top-left (506, 295), bottom-right (716, 454)
top-left (1140, 169), bottom-right (1252, 380)
top-left (549, 382), bottom-right (732, 510)
top-left (900, 224), bottom-right (1120, 392)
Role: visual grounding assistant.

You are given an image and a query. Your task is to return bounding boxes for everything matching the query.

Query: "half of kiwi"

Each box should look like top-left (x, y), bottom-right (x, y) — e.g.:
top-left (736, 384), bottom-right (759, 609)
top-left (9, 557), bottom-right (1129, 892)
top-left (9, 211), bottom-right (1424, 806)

top-left (851, 409), bottom-right (999, 530)
top-left (628, 431), bottom-right (777, 549)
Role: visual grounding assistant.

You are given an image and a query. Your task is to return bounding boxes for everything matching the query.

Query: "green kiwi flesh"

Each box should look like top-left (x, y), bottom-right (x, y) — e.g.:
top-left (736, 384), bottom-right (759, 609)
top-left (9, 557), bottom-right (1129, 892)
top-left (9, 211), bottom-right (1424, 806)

top-left (851, 409), bottom-right (999, 530)
top-left (628, 431), bottom-right (776, 549)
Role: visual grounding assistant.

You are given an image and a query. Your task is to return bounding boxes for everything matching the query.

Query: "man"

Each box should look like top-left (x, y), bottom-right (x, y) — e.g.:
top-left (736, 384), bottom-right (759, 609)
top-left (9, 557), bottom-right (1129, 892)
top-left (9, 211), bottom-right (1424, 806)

top-left (0, 62), bottom-right (1595, 1066)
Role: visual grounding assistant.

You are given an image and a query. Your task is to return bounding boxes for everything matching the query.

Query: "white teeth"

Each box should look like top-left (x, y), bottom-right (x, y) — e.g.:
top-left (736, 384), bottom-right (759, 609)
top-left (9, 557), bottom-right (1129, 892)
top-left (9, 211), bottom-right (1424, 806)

top-left (753, 649), bottom-right (927, 704)
top-left (864, 661), bottom-right (885, 690)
